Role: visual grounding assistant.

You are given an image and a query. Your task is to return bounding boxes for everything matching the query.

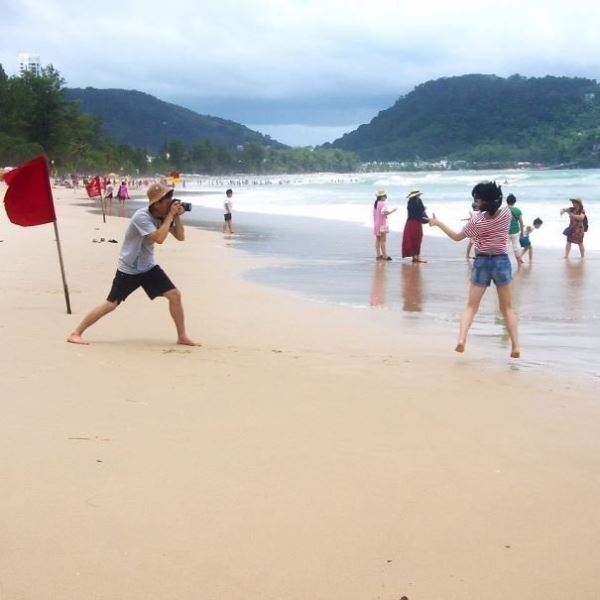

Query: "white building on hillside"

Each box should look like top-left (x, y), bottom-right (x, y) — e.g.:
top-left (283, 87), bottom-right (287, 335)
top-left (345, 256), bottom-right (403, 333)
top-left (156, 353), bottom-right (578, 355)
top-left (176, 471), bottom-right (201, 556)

top-left (18, 53), bottom-right (41, 76)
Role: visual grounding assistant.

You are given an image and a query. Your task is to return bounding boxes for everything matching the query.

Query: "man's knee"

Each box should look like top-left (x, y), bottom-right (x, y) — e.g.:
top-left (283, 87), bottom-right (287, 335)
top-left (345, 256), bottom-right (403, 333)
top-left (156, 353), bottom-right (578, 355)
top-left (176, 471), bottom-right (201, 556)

top-left (164, 288), bottom-right (181, 303)
top-left (104, 300), bottom-right (119, 312)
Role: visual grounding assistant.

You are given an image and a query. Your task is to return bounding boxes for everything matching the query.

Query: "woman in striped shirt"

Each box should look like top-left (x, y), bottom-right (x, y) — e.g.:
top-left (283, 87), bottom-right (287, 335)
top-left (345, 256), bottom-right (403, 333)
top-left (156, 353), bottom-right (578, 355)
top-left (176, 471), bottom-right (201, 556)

top-left (428, 181), bottom-right (520, 358)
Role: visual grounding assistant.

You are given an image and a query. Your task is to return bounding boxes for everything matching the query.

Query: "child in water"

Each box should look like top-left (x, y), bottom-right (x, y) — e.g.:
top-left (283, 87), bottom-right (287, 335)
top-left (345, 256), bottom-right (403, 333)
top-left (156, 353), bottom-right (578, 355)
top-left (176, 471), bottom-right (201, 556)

top-left (519, 217), bottom-right (543, 262)
top-left (464, 198), bottom-right (480, 259)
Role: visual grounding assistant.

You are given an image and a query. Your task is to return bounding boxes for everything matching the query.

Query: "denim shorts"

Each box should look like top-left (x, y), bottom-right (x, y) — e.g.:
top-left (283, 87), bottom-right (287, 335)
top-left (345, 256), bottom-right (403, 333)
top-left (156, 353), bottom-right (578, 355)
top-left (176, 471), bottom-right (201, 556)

top-left (471, 254), bottom-right (512, 287)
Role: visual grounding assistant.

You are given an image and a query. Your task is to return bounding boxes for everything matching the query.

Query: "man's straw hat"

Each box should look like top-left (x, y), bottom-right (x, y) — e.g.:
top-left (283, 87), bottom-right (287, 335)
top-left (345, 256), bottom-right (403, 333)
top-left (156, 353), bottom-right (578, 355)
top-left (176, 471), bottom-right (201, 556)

top-left (147, 182), bottom-right (173, 206)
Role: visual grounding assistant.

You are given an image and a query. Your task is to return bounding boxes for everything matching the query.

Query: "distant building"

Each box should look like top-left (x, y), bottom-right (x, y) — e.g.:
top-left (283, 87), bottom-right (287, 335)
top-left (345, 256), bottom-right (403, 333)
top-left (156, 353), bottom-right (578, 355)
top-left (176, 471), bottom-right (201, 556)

top-left (584, 92), bottom-right (596, 102)
top-left (18, 53), bottom-right (41, 76)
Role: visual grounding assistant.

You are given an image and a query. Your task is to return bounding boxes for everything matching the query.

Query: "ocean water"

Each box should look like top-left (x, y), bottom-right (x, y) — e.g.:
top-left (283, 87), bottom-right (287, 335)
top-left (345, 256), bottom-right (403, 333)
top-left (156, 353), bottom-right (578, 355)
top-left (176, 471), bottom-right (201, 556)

top-left (181, 168), bottom-right (600, 251)
top-left (172, 169), bottom-right (599, 378)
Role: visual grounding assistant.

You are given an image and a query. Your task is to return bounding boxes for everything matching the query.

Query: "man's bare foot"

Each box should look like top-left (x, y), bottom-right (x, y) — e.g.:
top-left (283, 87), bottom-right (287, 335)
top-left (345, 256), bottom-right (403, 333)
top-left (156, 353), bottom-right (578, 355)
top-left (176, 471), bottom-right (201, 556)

top-left (510, 349), bottom-right (521, 358)
top-left (177, 336), bottom-right (201, 346)
top-left (455, 342), bottom-right (465, 353)
top-left (67, 333), bottom-right (89, 345)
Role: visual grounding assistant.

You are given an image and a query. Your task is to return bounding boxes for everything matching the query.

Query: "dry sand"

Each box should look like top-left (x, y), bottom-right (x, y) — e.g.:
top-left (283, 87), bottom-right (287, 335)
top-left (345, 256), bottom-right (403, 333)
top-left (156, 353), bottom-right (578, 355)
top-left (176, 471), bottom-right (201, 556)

top-left (1, 185), bottom-right (599, 599)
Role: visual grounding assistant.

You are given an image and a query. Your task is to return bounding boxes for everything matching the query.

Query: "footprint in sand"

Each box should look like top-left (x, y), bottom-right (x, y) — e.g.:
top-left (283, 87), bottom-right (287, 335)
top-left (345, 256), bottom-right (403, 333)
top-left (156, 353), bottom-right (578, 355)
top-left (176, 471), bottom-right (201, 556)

top-left (162, 348), bottom-right (192, 354)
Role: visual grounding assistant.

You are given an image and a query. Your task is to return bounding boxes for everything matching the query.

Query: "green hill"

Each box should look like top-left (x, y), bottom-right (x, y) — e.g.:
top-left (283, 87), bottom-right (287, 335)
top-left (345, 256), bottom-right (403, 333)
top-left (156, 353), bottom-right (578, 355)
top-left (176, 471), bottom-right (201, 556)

top-left (327, 74), bottom-right (600, 165)
top-left (64, 87), bottom-right (285, 154)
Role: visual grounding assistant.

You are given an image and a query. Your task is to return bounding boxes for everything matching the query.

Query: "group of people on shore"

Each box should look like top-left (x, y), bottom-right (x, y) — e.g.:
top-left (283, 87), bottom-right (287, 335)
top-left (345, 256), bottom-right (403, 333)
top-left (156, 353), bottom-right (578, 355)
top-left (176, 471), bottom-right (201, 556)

top-left (374, 189), bottom-right (587, 263)
top-left (373, 189), bottom-right (429, 263)
top-left (373, 183), bottom-right (589, 358)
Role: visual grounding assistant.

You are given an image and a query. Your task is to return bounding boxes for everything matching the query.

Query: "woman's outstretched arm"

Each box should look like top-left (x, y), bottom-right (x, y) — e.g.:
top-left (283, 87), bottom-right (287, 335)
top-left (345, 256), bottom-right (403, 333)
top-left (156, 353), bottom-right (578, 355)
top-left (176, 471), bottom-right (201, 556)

top-left (429, 213), bottom-right (467, 242)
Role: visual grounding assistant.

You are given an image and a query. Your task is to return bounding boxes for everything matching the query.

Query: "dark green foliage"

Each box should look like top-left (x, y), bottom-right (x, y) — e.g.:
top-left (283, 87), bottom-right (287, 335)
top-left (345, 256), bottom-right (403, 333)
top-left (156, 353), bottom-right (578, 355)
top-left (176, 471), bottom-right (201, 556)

top-left (327, 74), bottom-right (600, 165)
top-left (153, 140), bottom-right (360, 174)
top-left (0, 66), bottom-right (358, 173)
top-left (63, 88), bottom-right (286, 153)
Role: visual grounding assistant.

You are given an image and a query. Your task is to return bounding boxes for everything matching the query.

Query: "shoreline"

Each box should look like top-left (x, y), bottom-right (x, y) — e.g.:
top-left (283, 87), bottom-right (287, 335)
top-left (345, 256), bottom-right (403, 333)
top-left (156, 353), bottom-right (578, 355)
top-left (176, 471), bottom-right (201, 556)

top-left (85, 194), bottom-right (599, 380)
top-left (1, 186), bottom-right (599, 599)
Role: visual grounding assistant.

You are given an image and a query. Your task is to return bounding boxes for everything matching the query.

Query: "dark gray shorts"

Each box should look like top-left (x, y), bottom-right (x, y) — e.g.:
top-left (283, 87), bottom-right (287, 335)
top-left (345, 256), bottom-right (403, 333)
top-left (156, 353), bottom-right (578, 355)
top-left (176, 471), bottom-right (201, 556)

top-left (107, 266), bottom-right (175, 304)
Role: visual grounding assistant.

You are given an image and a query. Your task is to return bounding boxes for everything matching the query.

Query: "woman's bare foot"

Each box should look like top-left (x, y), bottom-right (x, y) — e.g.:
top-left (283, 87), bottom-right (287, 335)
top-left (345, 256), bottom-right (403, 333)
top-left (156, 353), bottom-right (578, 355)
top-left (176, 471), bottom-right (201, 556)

top-left (455, 342), bottom-right (465, 353)
top-left (67, 333), bottom-right (89, 345)
top-left (177, 335), bottom-right (201, 346)
top-left (510, 349), bottom-right (521, 358)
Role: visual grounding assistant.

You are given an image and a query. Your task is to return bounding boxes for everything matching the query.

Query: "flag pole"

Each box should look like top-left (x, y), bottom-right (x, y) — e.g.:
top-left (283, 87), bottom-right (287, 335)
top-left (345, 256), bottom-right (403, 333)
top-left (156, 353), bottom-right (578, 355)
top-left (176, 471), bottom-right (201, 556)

top-left (100, 191), bottom-right (106, 223)
top-left (52, 221), bottom-right (72, 314)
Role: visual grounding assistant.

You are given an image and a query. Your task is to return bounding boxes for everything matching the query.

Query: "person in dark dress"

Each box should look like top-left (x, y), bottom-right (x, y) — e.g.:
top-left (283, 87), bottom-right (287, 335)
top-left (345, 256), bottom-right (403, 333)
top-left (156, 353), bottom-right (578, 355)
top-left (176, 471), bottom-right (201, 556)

top-left (560, 197), bottom-right (586, 258)
top-left (401, 190), bottom-right (429, 263)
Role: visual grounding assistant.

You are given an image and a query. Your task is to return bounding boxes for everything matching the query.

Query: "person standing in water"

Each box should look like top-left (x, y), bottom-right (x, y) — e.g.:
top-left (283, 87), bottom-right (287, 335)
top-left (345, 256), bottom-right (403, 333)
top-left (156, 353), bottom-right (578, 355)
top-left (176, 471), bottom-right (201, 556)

top-left (373, 190), bottom-right (397, 261)
top-left (506, 193), bottom-right (524, 264)
top-left (561, 197), bottom-right (586, 258)
top-left (401, 190), bottom-right (429, 263)
top-left (428, 181), bottom-right (520, 358)
top-left (223, 189), bottom-right (234, 235)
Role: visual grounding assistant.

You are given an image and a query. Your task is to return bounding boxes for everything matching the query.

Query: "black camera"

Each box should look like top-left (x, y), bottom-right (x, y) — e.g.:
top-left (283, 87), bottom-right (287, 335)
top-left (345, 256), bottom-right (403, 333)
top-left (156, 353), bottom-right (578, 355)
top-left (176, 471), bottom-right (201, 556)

top-left (172, 198), bottom-right (192, 212)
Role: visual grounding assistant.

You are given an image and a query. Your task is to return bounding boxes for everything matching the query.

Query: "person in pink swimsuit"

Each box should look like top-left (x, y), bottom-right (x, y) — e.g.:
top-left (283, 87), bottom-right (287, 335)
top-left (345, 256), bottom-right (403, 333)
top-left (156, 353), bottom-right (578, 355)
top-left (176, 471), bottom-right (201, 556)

top-left (373, 190), bottom-right (397, 261)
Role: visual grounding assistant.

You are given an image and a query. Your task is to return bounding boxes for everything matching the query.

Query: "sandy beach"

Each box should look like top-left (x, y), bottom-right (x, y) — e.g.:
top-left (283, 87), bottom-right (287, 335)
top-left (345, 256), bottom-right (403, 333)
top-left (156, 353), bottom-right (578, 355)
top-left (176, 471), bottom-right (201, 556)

top-left (1, 185), bottom-right (599, 599)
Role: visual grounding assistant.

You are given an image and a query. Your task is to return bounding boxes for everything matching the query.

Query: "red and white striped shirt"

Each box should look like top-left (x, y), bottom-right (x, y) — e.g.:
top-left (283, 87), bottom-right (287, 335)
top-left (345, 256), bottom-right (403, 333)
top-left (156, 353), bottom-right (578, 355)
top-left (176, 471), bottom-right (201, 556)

top-left (462, 205), bottom-right (510, 254)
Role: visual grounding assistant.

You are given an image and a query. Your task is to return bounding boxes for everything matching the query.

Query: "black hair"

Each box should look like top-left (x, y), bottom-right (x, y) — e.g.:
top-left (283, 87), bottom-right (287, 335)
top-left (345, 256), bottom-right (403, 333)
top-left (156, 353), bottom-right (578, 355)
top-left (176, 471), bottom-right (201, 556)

top-left (407, 196), bottom-right (427, 219)
top-left (533, 217), bottom-right (543, 226)
top-left (226, 188), bottom-right (233, 195)
top-left (471, 181), bottom-right (503, 216)
top-left (374, 196), bottom-right (384, 209)
top-left (506, 193), bottom-right (516, 205)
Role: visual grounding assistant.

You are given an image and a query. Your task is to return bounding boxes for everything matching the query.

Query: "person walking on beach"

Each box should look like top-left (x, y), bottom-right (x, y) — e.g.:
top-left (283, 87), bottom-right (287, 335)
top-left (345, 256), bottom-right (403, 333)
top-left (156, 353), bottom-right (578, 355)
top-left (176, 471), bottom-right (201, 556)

top-left (67, 182), bottom-right (199, 346)
top-left (401, 190), bottom-right (429, 263)
top-left (105, 181), bottom-right (114, 215)
top-left (428, 181), bottom-right (520, 358)
top-left (223, 188), bottom-right (234, 234)
top-left (117, 180), bottom-right (129, 215)
top-left (373, 190), bottom-right (397, 260)
top-left (506, 194), bottom-right (524, 264)
top-left (561, 198), bottom-right (586, 258)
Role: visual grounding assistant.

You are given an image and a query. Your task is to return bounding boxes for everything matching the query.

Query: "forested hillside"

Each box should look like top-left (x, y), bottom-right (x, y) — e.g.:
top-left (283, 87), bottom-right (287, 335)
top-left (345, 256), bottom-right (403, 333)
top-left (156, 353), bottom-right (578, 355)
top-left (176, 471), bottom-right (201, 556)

top-left (64, 88), bottom-right (284, 154)
top-left (327, 74), bottom-right (600, 165)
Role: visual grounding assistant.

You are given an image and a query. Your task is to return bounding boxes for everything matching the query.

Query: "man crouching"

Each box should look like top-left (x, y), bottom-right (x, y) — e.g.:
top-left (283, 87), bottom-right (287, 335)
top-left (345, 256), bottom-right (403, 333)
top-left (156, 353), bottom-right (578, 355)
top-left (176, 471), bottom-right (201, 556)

top-left (67, 182), bottom-right (199, 346)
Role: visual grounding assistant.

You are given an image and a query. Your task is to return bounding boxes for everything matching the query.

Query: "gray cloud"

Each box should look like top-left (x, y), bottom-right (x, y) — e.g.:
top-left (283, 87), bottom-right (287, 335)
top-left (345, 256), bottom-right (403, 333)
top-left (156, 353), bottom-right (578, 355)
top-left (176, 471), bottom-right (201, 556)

top-left (2, 0), bottom-right (600, 145)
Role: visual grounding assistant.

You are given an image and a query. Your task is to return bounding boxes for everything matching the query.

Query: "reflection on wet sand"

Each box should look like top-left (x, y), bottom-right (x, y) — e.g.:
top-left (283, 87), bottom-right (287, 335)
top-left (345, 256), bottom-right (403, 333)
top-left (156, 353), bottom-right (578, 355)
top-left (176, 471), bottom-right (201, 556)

top-left (370, 261), bottom-right (387, 306)
top-left (562, 259), bottom-right (586, 319)
top-left (401, 263), bottom-right (423, 312)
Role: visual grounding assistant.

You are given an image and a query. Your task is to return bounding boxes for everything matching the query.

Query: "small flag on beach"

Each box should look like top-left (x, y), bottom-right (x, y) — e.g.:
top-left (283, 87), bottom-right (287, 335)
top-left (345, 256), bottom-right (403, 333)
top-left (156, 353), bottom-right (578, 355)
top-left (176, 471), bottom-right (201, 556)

top-left (2, 155), bottom-right (57, 227)
top-left (85, 175), bottom-right (102, 198)
top-left (2, 154), bottom-right (72, 313)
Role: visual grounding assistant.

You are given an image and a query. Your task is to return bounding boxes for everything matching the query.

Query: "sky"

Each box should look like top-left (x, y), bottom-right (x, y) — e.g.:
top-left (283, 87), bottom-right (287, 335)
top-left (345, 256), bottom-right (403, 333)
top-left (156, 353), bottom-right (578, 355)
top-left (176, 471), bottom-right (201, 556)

top-left (2, 0), bottom-right (600, 146)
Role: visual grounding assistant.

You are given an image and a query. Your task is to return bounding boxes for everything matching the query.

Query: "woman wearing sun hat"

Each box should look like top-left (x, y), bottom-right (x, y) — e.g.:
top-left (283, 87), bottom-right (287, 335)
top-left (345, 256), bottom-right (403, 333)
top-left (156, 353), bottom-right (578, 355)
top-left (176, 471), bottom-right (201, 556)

top-left (401, 190), bottom-right (430, 263)
top-left (560, 197), bottom-right (586, 258)
top-left (373, 190), bottom-right (397, 260)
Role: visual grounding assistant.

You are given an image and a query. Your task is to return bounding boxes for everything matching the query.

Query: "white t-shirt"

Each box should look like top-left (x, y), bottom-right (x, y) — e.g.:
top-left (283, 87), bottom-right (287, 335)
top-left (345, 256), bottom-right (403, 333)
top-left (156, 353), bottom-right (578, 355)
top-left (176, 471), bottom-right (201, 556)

top-left (224, 198), bottom-right (232, 214)
top-left (118, 208), bottom-right (159, 274)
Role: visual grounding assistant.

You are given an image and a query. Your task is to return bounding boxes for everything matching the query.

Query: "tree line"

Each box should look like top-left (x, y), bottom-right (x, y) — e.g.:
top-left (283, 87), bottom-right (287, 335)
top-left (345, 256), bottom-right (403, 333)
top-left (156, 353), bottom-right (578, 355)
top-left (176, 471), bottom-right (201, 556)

top-left (0, 65), bottom-right (359, 174)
